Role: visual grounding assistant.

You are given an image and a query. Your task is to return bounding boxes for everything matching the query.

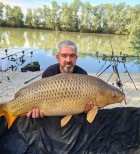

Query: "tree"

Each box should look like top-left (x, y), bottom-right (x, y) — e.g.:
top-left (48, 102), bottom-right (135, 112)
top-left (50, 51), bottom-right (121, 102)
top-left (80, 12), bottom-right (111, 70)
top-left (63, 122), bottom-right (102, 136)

top-left (12, 6), bottom-right (24, 27)
top-left (130, 17), bottom-right (140, 55)
top-left (42, 5), bottom-right (49, 29)
top-left (1, 1), bottom-right (140, 35)
top-left (32, 8), bottom-right (42, 28)
top-left (0, 2), bottom-right (4, 26)
top-left (25, 8), bottom-right (33, 28)
top-left (45, 6), bottom-right (52, 30)
top-left (79, 2), bottom-right (92, 32)
top-left (91, 5), bottom-right (103, 33)
top-left (50, 1), bottom-right (60, 30)
top-left (60, 2), bottom-right (71, 31)
top-left (5, 5), bottom-right (23, 27)
top-left (69, 0), bottom-right (82, 32)
top-left (126, 5), bottom-right (140, 35)
top-left (5, 4), bottom-right (13, 26)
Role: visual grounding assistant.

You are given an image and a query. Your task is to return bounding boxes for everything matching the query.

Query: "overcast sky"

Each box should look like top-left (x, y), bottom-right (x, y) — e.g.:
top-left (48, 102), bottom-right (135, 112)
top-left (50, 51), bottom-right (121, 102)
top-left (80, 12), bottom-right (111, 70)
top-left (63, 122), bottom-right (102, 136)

top-left (1, 0), bottom-right (139, 14)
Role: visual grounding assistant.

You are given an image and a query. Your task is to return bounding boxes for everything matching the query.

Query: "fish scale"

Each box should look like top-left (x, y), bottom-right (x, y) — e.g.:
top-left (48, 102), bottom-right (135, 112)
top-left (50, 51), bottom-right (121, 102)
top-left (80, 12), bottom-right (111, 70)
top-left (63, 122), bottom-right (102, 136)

top-left (0, 74), bottom-right (125, 128)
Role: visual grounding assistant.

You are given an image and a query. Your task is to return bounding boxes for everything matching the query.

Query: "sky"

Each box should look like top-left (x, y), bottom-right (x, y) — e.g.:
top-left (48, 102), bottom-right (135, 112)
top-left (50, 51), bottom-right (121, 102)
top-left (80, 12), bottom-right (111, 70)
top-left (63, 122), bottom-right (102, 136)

top-left (1, 0), bottom-right (139, 14)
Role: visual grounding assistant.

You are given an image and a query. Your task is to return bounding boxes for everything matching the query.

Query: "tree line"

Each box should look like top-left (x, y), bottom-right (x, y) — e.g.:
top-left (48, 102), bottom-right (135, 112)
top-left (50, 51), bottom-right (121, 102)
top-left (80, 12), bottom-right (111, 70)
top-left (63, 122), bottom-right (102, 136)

top-left (0, 0), bottom-right (140, 55)
top-left (0, 0), bottom-right (140, 35)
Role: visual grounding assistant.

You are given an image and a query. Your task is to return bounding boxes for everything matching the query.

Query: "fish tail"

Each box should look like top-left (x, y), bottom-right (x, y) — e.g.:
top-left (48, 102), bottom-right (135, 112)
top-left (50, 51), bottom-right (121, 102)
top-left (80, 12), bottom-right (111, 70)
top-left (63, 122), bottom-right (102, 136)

top-left (0, 103), bottom-right (17, 129)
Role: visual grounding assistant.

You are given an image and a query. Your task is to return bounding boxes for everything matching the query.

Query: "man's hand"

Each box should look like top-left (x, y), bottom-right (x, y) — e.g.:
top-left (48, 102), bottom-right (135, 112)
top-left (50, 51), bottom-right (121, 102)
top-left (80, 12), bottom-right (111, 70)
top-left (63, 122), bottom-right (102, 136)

top-left (27, 108), bottom-right (45, 118)
top-left (84, 101), bottom-right (93, 113)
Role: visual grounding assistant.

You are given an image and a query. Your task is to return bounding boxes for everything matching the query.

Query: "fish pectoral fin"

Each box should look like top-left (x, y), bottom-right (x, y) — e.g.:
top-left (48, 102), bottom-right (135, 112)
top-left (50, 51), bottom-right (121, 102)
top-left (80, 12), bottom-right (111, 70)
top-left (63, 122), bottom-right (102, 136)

top-left (87, 106), bottom-right (98, 123)
top-left (61, 115), bottom-right (72, 127)
top-left (15, 87), bottom-right (27, 98)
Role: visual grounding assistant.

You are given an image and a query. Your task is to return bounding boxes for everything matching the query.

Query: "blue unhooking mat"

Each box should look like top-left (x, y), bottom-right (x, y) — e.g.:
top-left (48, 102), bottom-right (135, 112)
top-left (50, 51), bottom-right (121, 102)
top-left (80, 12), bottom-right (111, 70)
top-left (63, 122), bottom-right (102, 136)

top-left (0, 107), bottom-right (140, 154)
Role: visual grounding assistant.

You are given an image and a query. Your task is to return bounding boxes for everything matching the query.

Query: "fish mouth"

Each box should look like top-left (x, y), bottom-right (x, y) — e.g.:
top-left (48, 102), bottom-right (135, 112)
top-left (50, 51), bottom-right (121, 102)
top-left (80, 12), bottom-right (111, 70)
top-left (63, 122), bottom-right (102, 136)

top-left (119, 94), bottom-right (126, 102)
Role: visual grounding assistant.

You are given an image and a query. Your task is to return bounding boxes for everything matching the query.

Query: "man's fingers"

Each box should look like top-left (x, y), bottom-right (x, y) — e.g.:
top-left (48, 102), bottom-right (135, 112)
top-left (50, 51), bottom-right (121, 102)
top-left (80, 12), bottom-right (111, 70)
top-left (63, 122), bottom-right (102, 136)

top-left (84, 104), bottom-right (88, 113)
top-left (32, 108), bottom-right (37, 118)
top-left (89, 102), bottom-right (93, 110)
top-left (27, 108), bottom-right (45, 118)
top-left (27, 111), bottom-right (32, 117)
top-left (35, 108), bottom-right (40, 118)
top-left (84, 102), bottom-right (93, 113)
top-left (90, 102), bottom-right (94, 109)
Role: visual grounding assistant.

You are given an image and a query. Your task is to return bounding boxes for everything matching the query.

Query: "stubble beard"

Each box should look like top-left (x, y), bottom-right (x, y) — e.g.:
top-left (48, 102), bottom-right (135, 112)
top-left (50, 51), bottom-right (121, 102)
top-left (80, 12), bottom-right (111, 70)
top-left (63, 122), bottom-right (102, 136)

top-left (60, 62), bottom-right (75, 73)
top-left (63, 65), bottom-right (74, 73)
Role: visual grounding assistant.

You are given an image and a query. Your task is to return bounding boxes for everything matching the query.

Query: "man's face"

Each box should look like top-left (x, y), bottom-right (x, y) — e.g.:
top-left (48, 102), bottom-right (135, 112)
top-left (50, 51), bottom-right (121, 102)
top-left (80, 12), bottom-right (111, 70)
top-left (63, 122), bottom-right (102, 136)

top-left (56, 47), bottom-right (78, 73)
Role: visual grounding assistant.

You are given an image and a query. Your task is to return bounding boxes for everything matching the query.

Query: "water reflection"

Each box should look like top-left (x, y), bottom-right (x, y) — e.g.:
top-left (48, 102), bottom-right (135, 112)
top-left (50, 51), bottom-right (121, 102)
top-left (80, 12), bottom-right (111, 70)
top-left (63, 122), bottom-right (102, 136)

top-left (0, 27), bottom-right (129, 54)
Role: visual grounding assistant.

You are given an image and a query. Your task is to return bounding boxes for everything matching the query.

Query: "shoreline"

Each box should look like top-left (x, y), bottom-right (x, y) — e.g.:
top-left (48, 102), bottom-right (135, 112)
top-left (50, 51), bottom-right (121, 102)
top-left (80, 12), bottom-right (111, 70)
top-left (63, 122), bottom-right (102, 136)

top-left (0, 69), bottom-right (140, 108)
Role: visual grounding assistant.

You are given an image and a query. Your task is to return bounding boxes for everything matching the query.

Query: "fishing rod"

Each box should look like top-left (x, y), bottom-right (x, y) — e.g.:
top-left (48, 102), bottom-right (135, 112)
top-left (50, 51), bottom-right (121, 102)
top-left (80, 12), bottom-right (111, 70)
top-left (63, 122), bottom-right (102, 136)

top-left (0, 47), bottom-right (23, 51)
top-left (0, 48), bottom-right (32, 60)
top-left (14, 50), bottom-right (34, 61)
top-left (7, 49), bottom-right (36, 71)
top-left (96, 53), bottom-right (113, 81)
top-left (106, 71), bottom-right (114, 83)
top-left (96, 53), bottom-right (138, 90)
top-left (0, 47), bottom-right (22, 54)
top-left (96, 28), bottom-right (139, 104)
top-left (97, 64), bottom-right (111, 77)
top-left (96, 29), bottom-right (126, 97)
top-left (107, 29), bottom-right (127, 104)
top-left (95, 55), bottom-right (139, 60)
top-left (107, 29), bottom-right (124, 91)
top-left (24, 73), bottom-right (42, 84)
top-left (11, 49), bottom-right (36, 71)
top-left (96, 61), bottom-right (107, 76)
top-left (95, 48), bottom-right (139, 64)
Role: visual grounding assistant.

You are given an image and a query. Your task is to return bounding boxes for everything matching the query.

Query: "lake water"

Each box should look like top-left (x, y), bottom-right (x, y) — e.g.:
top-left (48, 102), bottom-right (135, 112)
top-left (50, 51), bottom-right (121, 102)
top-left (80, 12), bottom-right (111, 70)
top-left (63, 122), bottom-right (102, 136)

top-left (0, 27), bottom-right (139, 73)
top-left (0, 48), bottom-right (139, 74)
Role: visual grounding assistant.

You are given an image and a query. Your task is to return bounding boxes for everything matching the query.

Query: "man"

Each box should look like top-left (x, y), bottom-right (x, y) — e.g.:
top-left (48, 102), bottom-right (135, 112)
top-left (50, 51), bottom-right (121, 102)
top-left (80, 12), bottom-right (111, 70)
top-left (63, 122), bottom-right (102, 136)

top-left (27, 40), bottom-right (93, 118)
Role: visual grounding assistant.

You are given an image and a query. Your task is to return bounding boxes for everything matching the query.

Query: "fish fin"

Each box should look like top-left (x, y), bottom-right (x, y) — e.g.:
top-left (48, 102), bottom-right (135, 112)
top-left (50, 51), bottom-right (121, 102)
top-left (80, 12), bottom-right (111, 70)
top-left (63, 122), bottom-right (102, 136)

top-left (0, 103), bottom-right (17, 129)
top-left (15, 88), bottom-right (25, 98)
top-left (61, 115), bottom-right (72, 127)
top-left (6, 115), bottom-right (17, 129)
top-left (96, 91), bottom-right (108, 105)
top-left (15, 86), bottom-right (30, 98)
top-left (1, 111), bottom-right (17, 129)
top-left (87, 106), bottom-right (98, 123)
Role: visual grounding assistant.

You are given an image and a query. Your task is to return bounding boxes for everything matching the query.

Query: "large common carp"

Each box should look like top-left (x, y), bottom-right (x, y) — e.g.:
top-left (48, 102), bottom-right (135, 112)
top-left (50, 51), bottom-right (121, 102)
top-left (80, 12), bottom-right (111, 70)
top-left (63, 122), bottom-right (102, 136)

top-left (0, 74), bottom-right (125, 128)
